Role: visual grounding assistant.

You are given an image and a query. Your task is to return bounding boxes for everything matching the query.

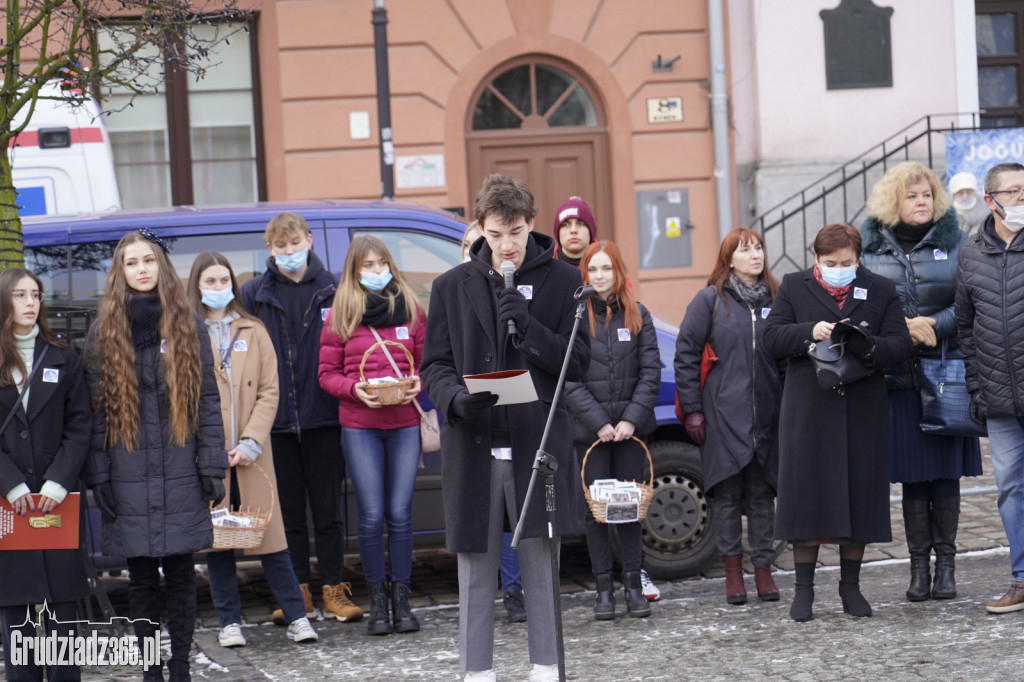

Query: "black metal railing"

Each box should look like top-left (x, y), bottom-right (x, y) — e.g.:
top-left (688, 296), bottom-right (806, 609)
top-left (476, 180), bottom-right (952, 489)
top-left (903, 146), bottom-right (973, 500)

top-left (751, 110), bottom-right (1024, 274)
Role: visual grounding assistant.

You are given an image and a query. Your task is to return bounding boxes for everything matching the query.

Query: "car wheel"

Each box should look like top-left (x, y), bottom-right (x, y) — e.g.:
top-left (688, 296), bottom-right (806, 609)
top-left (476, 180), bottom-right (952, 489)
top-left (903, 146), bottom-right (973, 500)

top-left (640, 439), bottom-right (717, 580)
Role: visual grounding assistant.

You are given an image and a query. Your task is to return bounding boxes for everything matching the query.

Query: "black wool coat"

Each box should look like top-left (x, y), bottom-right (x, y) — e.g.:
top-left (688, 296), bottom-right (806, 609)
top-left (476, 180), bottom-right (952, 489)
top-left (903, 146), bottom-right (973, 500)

top-left (860, 208), bottom-right (966, 390)
top-left (421, 232), bottom-right (590, 552)
top-left (675, 284), bottom-right (782, 494)
top-left (762, 267), bottom-right (913, 543)
top-left (0, 339), bottom-right (91, 607)
top-left (956, 215), bottom-right (1024, 418)
top-left (564, 298), bottom-right (660, 444)
top-left (83, 315), bottom-right (228, 558)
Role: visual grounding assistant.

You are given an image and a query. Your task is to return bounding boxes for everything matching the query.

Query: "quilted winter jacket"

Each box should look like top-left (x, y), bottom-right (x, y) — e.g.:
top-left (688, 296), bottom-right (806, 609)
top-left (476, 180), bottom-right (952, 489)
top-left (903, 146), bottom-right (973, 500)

top-left (956, 215), bottom-right (1024, 418)
top-left (564, 299), bottom-right (660, 443)
top-left (318, 315), bottom-right (424, 430)
top-left (860, 208), bottom-right (966, 390)
top-left (83, 315), bottom-right (228, 558)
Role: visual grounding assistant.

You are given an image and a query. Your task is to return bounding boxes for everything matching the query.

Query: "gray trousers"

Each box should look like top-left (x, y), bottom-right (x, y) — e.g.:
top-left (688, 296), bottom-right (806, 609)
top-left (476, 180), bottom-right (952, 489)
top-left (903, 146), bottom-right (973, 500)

top-left (713, 458), bottom-right (776, 566)
top-left (458, 458), bottom-right (559, 671)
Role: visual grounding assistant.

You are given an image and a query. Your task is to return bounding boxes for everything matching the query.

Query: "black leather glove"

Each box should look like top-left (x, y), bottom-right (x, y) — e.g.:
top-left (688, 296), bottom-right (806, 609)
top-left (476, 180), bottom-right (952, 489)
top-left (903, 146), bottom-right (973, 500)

top-left (839, 323), bottom-right (875, 360)
top-left (497, 287), bottom-right (530, 336)
top-left (969, 392), bottom-right (987, 426)
top-left (684, 412), bottom-right (706, 445)
top-left (201, 476), bottom-right (226, 506)
top-left (451, 391), bottom-right (499, 420)
top-left (93, 482), bottom-right (117, 521)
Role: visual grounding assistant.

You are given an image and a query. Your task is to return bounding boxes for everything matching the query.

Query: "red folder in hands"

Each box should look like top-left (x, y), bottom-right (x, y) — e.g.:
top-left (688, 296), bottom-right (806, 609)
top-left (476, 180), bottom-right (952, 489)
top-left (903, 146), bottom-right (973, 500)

top-left (0, 493), bottom-right (80, 550)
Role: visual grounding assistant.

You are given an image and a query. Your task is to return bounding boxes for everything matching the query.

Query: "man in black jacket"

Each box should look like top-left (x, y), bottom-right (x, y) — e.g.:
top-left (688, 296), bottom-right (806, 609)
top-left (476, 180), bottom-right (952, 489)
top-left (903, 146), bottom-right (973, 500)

top-left (956, 161), bottom-right (1024, 614)
top-left (422, 175), bottom-right (589, 682)
top-left (241, 212), bottom-right (362, 624)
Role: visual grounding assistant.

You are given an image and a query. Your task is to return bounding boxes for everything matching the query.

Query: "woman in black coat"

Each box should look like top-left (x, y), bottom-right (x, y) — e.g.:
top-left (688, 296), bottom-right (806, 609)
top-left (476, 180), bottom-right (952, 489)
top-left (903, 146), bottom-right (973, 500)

top-left (83, 230), bottom-right (227, 682)
top-left (763, 223), bottom-right (913, 622)
top-left (0, 268), bottom-right (91, 681)
top-left (860, 161), bottom-right (982, 603)
top-left (675, 228), bottom-right (783, 605)
top-left (565, 241), bottom-right (660, 620)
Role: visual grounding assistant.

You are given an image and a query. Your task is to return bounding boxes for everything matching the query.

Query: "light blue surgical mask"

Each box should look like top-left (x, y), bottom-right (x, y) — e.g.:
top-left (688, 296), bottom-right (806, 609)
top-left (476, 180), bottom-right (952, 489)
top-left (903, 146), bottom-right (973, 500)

top-left (200, 287), bottom-right (234, 311)
top-left (275, 249), bottom-right (308, 273)
top-left (819, 263), bottom-right (857, 287)
top-left (361, 267), bottom-right (393, 293)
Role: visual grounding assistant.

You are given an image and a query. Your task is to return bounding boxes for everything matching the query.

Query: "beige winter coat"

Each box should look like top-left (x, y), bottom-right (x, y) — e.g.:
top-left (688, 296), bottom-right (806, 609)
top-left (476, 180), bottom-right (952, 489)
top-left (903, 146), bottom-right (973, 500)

top-left (210, 315), bottom-right (287, 555)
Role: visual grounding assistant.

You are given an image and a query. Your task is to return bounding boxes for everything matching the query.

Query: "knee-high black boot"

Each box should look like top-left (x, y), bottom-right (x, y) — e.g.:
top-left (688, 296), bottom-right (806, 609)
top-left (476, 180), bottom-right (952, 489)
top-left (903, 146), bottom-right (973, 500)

top-left (903, 498), bottom-right (932, 601)
top-left (790, 562), bottom-right (815, 622)
top-left (163, 556), bottom-right (197, 682)
top-left (838, 558), bottom-right (872, 617)
top-left (931, 496), bottom-right (960, 599)
top-left (129, 559), bottom-right (164, 682)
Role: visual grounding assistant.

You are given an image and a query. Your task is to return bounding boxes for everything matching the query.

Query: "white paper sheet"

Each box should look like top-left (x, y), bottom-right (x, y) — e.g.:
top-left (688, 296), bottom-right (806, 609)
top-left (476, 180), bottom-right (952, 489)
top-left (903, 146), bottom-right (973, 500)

top-left (463, 369), bottom-right (539, 406)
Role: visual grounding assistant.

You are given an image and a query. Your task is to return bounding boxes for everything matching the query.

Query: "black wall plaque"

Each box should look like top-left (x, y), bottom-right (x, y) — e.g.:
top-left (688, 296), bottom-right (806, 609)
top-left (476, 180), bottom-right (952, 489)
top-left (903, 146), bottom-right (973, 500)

top-left (820, 0), bottom-right (894, 90)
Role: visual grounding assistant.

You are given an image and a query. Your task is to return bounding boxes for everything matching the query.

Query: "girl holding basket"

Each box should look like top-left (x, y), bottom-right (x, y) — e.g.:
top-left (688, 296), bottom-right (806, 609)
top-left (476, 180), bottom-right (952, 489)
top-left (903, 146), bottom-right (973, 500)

top-left (318, 235), bottom-right (426, 636)
top-left (565, 241), bottom-right (660, 620)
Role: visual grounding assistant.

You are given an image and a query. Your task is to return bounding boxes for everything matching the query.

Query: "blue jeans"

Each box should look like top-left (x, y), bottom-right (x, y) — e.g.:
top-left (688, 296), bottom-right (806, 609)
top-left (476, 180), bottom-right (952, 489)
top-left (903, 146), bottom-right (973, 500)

top-left (207, 549), bottom-right (306, 627)
top-left (986, 416), bottom-right (1024, 580)
top-left (500, 532), bottom-right (522, 591)
top-left (341, 425), bottom-right (420, 584)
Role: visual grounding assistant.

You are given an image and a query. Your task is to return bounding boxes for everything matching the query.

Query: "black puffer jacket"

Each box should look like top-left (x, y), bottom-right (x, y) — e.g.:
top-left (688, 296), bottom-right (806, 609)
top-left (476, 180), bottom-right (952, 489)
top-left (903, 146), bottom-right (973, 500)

top-left (956, 215), bottom-right (1024, 418)
top-left (564, 298), bottom-right (660, 443)
top-left (83, 315), bottom-right (228, 557)
top-left (860, 208), bottom-right (966, 390)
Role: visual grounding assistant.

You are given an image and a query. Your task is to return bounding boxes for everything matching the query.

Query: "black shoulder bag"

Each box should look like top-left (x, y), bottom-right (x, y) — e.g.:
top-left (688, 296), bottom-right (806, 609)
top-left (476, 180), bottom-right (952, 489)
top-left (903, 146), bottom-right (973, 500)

top-left (0, 345), bottom-right (50, 440)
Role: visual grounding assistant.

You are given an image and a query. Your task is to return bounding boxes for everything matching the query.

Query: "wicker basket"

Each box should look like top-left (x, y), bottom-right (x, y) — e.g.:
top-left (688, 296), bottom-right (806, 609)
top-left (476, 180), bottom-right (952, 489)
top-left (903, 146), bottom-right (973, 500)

top-left (580, 436), bottom-right (654, 524)
top-left (208, 462), bottom-right (275, 551)
top-left (360, 339), bottom-right (418, 406)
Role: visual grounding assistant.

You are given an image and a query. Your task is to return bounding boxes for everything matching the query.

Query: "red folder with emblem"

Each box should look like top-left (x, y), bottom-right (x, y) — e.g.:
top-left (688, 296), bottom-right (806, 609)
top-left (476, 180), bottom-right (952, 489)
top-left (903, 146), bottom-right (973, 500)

top-left (0, 493), bottom-right (80, 550)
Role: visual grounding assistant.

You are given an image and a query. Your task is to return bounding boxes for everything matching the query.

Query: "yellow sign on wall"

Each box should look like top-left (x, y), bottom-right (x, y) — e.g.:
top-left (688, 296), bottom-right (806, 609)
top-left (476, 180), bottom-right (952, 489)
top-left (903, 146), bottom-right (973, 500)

top-left (666, 217), bottom-right (681, 237)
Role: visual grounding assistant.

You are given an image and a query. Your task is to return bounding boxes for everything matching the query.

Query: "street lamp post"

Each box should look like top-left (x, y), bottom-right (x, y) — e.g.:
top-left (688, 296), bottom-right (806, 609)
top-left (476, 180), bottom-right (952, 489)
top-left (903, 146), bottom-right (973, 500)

top-left (372, 0), bottom-right (395, 200)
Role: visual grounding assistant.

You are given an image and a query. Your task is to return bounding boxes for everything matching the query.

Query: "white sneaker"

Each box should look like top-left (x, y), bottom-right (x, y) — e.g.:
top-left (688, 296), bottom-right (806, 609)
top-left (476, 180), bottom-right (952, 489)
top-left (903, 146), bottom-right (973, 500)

top-left (286, 617), bottom-right (319, 643)
top-left (217, 623), bottom-right (246, 648)
top-left (527, 663), bottom-right (559, 681)
top-left (464, 671), bottom-right (496, 681)
top-left (640, 568), bottom-right (661, 602)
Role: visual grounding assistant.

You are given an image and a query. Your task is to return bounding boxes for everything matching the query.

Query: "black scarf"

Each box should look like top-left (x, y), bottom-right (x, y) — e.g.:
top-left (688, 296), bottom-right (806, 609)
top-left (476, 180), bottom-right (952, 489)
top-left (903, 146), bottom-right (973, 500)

top-left (129, 293), bottom-right (162, 349)
top-left (727, 274), bottom-right (768, 308)
top-left (893, 220), bottom-right (934, 253)
top-left (361, 284), bottom-right (410, 328)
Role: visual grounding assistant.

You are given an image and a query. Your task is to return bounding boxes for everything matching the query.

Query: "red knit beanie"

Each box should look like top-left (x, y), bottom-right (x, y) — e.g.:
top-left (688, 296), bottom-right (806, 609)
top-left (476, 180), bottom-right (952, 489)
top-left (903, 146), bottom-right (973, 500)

top-left (552, 196), bottom-right (597, 242)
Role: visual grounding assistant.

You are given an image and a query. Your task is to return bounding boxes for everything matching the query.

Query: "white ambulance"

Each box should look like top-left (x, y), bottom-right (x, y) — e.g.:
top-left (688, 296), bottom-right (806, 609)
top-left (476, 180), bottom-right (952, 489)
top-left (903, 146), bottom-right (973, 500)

top-left (9, 81), bottom-right (121, 216)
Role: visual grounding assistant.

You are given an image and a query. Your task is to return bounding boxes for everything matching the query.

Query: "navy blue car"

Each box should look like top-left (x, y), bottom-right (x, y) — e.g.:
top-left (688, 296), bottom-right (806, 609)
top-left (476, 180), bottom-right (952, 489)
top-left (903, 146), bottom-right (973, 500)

top-left (22, 201), bottom-right (714, 578)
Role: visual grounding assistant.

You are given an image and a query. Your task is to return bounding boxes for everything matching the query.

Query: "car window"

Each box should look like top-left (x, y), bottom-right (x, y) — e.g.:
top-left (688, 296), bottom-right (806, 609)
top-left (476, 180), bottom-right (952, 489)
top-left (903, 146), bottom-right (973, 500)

top-left (27, 232), bottom-right (268, 348)
top-left (351, 229), bottom-right (460, 309)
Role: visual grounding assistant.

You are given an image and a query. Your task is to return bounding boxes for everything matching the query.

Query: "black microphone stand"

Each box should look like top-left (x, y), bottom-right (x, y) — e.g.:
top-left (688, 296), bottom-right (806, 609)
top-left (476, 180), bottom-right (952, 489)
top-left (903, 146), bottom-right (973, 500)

top-left (511, 285), bottom-right (593, 682)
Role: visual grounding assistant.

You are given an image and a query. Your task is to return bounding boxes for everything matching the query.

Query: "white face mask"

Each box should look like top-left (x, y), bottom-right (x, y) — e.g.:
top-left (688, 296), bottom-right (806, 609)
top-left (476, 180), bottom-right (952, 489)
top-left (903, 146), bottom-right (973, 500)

top-left (954, 196), bottom-right (977, 211)
top-left (996, 200), bottom-right (1024, 233)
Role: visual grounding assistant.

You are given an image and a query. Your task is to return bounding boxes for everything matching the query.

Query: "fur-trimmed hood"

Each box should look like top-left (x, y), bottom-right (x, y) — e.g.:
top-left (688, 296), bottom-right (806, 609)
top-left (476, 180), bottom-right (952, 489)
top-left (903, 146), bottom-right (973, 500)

top-left (861, 207), bottom-right (962, 254)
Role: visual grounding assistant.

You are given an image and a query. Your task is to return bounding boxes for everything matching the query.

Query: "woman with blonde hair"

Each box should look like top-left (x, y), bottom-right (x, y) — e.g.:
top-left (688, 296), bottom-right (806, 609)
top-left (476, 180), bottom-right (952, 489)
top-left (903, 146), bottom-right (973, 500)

top-left (188, 251), bottom-right (318, 648)
top-left (83, 230), bottom-right (228, 682)
top-left (860, 161), bottom-right (982, 603)
top-left (319, 235), bottom-right (426, 636)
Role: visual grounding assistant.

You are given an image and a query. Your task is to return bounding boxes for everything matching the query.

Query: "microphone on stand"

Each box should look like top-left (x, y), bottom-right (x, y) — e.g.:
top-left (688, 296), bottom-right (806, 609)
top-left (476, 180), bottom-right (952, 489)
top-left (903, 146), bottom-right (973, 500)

top-left (574, 285), bottom-right (598, 302)
top-left (500, 260), bottom-right (518, 337)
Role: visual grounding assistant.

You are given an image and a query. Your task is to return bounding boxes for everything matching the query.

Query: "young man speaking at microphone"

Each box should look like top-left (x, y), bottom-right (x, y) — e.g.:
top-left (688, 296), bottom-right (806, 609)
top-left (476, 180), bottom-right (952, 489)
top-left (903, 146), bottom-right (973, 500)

top-left (421, 174), bottom-right (590, 681)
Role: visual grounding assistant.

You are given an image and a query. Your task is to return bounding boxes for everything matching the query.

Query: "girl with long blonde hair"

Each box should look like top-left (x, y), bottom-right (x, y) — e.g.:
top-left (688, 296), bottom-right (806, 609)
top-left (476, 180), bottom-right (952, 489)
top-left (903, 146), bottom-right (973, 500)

top-left (83, 230), bottom-right (228, 682)
top-left (318, 235), bottom-right (426, 636)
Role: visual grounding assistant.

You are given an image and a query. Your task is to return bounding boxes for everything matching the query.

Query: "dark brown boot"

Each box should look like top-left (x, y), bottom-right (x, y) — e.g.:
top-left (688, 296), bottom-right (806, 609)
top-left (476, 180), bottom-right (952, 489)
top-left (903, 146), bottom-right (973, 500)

top-left (753, 565), bottom-right (779, 601)
top-left (723, 555), bottom-right (747, 605)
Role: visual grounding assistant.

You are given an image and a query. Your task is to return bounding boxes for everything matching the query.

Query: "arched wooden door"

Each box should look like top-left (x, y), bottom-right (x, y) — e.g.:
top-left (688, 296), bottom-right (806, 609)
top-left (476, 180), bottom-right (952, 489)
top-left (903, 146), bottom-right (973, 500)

top-left (466, 57), bottom-right (610, 233)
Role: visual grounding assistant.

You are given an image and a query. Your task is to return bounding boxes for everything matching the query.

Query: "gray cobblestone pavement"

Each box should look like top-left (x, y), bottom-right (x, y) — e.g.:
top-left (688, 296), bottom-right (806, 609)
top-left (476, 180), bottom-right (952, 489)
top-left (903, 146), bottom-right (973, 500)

top-left (8, 453), bottom-right (1023, 680)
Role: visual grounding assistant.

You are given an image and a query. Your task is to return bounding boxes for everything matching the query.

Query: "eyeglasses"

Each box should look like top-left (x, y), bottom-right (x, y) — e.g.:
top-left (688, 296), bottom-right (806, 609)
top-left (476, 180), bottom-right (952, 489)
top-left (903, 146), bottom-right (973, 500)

top-left (11, 291), bottom-right (42, 302)
top-left (989, 187), bottom-right (1024, 201)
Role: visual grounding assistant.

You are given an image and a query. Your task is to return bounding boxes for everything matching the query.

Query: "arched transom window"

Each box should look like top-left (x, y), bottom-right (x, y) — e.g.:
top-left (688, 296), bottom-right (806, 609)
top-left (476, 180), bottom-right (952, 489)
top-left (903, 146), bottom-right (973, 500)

top-left (472, 61), bottom-right (599, 131)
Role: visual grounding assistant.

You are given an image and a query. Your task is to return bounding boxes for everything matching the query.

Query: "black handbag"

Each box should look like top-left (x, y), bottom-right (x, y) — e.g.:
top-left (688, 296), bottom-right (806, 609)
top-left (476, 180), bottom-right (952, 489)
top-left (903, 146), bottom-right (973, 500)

top-left (918, 340), bottom-right (986, 437)
top-left (806, 322), bottom-right (873, 395)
